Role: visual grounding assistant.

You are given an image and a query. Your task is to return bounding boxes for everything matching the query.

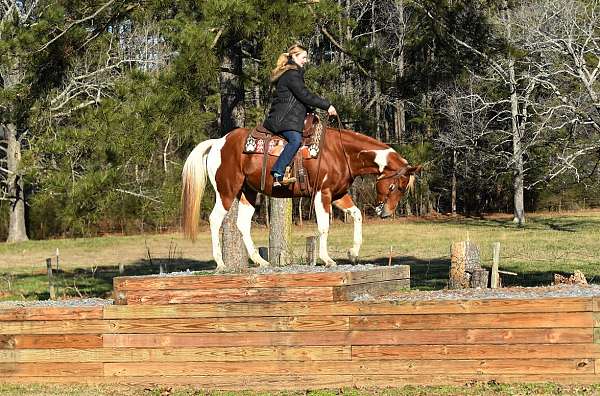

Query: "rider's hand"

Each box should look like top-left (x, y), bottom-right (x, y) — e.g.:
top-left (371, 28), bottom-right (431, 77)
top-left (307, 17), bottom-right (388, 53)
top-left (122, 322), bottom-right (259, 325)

top-left (327, 105), bottom-right (337, 116)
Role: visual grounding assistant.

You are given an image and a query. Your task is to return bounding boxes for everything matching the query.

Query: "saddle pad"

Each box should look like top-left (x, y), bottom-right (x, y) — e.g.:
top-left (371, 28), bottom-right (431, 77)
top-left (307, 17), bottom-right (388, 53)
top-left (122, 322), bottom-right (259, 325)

top-left (244, 136), bottom-right (313, 159)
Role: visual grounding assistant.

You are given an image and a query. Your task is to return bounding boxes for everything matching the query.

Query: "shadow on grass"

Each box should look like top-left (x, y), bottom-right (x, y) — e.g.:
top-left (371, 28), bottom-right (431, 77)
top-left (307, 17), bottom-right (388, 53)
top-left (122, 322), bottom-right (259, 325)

top-left (2, 255), bottom-right (599, 301)
top-left (1, 258), bottom-right (217, 301)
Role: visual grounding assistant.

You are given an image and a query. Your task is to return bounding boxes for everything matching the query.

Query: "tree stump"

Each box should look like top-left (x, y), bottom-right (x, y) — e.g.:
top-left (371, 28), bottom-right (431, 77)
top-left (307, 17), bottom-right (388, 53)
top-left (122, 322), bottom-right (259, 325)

top-left (449, 240), bottom-right (482, 289)
top-left (471, 269), bottom-right (489, 288)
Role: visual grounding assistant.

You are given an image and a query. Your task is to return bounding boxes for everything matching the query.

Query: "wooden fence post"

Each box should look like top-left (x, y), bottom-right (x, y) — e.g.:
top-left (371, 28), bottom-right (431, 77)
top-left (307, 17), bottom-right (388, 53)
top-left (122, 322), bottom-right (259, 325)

top-left (306, 236), bottom-right (317, 266)
top-left (46, 258), bottom-right (56, 300)
top-left (491, 242), bottom-right (501, 288)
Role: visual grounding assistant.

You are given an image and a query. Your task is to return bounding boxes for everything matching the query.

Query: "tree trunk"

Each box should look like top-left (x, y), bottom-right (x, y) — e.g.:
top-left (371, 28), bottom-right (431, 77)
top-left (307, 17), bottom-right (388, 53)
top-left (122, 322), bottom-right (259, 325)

top-left (5, 123), bottom-right (29, 243)
top-left (394, 0), bottom-right (406, 143)
top-left (269, 198), bottom-right (293, 266)
top-left (451, 149), bottom-right (457, 215)
top-left (505, 6), bottom-right (526, 226)
top-left (219, 41), bottom-right (247, 271)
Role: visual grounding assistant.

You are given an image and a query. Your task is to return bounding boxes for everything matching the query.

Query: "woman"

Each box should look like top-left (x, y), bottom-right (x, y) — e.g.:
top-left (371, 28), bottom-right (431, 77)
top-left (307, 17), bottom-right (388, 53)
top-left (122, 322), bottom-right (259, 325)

top-left (264, 44), bottom-right (337, 187)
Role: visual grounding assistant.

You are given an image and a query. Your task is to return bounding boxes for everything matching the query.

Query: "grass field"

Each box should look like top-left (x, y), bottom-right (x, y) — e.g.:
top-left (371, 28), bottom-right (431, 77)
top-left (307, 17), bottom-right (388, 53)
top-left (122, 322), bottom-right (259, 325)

top-left (1, 210), bottom-right (599, 301)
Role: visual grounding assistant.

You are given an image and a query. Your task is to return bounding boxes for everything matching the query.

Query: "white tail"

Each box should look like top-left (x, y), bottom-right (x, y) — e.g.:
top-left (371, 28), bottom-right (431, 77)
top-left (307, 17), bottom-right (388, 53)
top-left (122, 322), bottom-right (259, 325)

top-left (181, 139), bottom-right (217, 241)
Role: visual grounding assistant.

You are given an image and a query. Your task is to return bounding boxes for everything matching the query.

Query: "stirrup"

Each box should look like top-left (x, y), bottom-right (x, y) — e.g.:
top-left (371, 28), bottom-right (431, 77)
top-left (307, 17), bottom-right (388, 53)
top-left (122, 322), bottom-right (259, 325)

top-left (273, 175), bottom-right (297, 187)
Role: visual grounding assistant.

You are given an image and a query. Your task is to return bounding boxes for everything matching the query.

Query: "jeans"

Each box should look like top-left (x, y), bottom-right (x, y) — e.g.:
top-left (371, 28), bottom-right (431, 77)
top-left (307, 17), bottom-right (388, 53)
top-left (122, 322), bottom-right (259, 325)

top-left (271, 130), bottom-right (302, 177)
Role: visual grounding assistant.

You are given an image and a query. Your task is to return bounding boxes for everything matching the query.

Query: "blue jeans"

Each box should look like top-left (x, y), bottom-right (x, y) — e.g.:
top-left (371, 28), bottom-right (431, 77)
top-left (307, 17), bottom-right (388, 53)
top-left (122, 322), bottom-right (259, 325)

top-left (271, 130), bottom-right (302, 177)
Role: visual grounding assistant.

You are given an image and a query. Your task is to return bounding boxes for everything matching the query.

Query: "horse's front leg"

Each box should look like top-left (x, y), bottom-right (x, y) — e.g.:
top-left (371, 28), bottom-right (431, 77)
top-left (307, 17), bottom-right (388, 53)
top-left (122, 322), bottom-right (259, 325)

top-left (333, 194), bottom-right (362, 264)
top-left (315, 189), bottom-right (336, 267)
top-left (236, 191), bottom-right (270, 267)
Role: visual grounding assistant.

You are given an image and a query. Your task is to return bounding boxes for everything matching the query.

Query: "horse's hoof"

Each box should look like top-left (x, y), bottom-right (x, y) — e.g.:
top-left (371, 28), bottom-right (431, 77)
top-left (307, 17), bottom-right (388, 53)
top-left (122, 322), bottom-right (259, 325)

top-left (324, 260), bottom-right (337, 268)
top-left (215, 265), bottom-right (227, 273)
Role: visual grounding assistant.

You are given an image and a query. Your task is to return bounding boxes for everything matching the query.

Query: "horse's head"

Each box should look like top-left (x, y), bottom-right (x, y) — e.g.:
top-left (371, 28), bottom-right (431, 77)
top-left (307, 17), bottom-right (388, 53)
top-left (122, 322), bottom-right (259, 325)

top-left (375, 164), bottom-right (421, 218)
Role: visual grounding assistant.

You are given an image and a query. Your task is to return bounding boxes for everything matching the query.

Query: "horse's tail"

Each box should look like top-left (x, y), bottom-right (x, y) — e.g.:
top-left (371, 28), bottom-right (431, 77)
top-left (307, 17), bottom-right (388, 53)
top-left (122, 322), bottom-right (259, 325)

top-left (182, 139), bottom-right (216, 241)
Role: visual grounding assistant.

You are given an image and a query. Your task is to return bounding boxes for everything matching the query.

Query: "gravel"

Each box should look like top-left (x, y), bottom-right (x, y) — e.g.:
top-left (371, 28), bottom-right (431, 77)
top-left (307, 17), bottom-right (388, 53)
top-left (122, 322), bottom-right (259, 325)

top-left (0, 298), bottom-right (113, 309)
top-left (354, 284), bottom-right (600, 302)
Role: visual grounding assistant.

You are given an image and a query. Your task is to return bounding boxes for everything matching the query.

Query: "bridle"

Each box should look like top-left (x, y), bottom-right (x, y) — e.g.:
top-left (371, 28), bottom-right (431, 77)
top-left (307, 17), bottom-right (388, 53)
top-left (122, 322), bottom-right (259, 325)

top-left (374, 170), bottom-right (410, 216)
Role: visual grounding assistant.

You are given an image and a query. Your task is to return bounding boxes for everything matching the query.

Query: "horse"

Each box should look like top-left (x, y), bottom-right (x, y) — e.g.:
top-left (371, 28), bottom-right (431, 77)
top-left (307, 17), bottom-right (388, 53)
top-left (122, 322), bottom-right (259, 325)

top-left (181, 124), bottom-right (421, 271)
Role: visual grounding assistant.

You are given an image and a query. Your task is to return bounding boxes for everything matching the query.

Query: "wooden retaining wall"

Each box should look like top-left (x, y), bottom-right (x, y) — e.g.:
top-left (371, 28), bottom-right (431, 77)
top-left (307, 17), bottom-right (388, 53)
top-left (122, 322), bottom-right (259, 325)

top-left (1, 268), bottom-right (599, 389)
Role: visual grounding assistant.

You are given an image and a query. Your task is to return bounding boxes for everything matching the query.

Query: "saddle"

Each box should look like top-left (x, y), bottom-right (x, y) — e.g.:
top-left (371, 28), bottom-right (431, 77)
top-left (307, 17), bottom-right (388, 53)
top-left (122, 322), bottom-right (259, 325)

top-left (244, 113), bottom-right (326, 193)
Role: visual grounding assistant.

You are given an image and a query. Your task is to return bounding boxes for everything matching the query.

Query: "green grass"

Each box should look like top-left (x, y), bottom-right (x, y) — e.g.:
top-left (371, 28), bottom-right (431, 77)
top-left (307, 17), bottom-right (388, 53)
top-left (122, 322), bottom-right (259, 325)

top-left (1, 211), bottom-right (600, 301)
top-left (1, 383), bottom-right (600, 396)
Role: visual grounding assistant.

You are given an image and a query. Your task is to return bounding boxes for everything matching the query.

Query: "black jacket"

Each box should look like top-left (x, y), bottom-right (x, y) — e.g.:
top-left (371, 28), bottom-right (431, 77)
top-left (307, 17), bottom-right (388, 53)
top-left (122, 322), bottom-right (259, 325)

top-left (264, 62), bottom-right (330, 133)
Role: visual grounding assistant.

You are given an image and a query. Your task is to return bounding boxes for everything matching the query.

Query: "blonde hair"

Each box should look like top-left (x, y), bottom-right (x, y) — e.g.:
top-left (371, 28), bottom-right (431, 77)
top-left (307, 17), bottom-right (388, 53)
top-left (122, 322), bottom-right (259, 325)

top-left (271, 44), bottom-right (307, 79)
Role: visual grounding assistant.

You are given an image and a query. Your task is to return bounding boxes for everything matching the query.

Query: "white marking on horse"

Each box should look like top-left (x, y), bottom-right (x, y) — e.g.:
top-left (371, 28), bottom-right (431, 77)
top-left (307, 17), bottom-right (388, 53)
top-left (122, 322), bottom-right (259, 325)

top-left (206, 136), bottom-right (228, 271)
top-left (314, 191), bottom-right (335, 266)
top-left (237, 194), bottom-right (269, 267)
top-left (372, 148), bottom-right (395, 172)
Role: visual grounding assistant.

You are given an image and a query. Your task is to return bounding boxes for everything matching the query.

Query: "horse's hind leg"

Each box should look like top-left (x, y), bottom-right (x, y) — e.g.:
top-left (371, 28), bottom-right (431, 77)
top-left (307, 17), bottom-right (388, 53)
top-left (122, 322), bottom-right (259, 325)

top-left (333, 194), bottom-right (362, 264)
top-left (236, 190), bottom-right (269, 267)
top-left (209, 194), bottom-right (228, 272)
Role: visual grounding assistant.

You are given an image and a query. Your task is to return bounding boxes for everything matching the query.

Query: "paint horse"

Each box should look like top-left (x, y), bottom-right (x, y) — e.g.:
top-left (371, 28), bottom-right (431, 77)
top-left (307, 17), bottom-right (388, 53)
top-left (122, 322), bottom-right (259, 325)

top-left (182, 125), bottom-right (420, 271)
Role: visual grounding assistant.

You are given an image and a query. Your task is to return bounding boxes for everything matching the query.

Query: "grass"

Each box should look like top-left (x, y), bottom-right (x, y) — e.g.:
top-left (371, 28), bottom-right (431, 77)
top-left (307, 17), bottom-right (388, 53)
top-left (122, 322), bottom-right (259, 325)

top-left (1, 383), bottom-right (600, 396)
top-left (1, 210), bottom-right (600, 301)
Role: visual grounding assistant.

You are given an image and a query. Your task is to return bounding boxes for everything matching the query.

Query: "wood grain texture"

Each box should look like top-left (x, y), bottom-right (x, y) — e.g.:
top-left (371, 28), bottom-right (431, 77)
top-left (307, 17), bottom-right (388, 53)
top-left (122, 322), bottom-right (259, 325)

top-left (334, 279), bottom-right (410, 301)
top-left (1, 316), bottom-right (349, 335)
top-left (112, 266), bottom-right (410, 291)
top-left (0, 346), bottom-right (351, 363)
top-left (352, 344), bottom-right (600, 359)
top-left (351, 312), bottom-right (593, 330)
top-left (13, 335), bottom-right (103, 349)
top-left (103, 298), bottom-right (594, 319)
top-left (103, 359), bottom-right (594, 376)
top-left (0, 363), bottom-right (102, 377)
top-left (0, 307), bottom-right (103, 321)
top-left (119, 286), bottom-right (336, 305)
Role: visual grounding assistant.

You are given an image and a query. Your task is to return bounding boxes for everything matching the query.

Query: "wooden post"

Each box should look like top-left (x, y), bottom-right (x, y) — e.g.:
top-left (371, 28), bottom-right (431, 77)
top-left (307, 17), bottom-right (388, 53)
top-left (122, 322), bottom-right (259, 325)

top-left (55, 248), bottom-right (60, 271)
top-left (306, 236), bottom-right (317, 266)
top-left (387, 246), bottom-right (393, 266)
top-left (491, 242), bottom-right (501, 288)
top-left (471, 269), bottom-right (489, 288)
top-left (159, 262), bottom-right (165, 275)
top-left (46, 258), bottom-right (55, 300)
top-left (119, 263), bottom-right (125, 275)
top-left (449, 240), bottom-right (481, 289)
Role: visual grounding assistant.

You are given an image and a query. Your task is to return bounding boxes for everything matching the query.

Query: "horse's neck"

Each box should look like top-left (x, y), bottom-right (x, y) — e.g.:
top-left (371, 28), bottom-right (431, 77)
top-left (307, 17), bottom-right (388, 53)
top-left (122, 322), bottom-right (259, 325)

top-left (334, 129), bottom-right (392, 176)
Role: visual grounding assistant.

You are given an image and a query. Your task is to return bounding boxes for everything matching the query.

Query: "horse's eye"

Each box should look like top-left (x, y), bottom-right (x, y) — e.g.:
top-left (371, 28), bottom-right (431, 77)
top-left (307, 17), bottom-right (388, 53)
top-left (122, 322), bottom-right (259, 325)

top-left (389, 184), bottom-right (396, 191)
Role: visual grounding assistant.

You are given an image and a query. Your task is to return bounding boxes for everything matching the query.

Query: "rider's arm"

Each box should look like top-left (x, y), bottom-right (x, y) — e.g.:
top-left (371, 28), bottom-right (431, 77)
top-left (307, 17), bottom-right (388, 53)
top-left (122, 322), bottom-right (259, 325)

top-left (285, 70), bottom-right (331, 111)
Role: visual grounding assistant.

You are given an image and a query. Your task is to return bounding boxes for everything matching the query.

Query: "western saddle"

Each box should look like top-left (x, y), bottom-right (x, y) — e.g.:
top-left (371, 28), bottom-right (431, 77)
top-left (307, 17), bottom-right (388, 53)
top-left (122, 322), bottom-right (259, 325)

top-left (244, 113), bottom-right (325, 193)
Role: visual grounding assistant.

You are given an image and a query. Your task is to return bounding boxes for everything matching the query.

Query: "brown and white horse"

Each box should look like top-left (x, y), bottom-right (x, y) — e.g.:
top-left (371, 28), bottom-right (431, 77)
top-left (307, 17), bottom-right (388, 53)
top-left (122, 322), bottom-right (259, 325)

top-left (182, 126), bottom-right (420, 271)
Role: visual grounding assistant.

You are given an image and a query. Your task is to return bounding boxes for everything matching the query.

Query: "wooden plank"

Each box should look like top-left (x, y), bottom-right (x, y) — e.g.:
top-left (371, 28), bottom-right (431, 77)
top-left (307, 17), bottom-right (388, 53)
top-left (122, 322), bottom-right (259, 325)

top-left (0, 335), bottom-right (15, 349)
top-left (103, 331), bottom-right (351, 348)
top-left (0, 306), bottom-right (103, 321)
top-left (593, 312), bottom-right (600, 327)
top-left (595, 328), bottom-right (600, 344)
top-left (114, 272), bottom-right (350, 290)
top-left (14, 335), bottom-right (103, 349)
top-left (0, 320), bottom-right (112, 335)
top-left (352, 344), bottom-right (600, 360)
top-left (104, 359), bottom-right (594, 376)
top-left (349, 328), bottom-right (593, 345)
top-left (2, 374), bottom-right (599, 387)
top-left (351, 312), bottom-right (593, 330)
top-left (0, 316), bottom-right (349, 335)
top-left (594, 297), bottom-right (600, 312)
top-left (352, 374), bottom-right (600, 387)
top-left (0, 375), bottom-right (355, 389)
top-left (0, 346), bottom-right (350, 363)
top-left (120, 286), bottom-right (336, 305)
top-left (104, 298), bottom-right (594, 319)
top-left (334, 279), bottom-right (410, 301)
top-left (346, 266), bottom-right (409, 284)
top-left (104, 328), bottom-right (591, 348)
top-left (0, 362), bottom-right (103, 377)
